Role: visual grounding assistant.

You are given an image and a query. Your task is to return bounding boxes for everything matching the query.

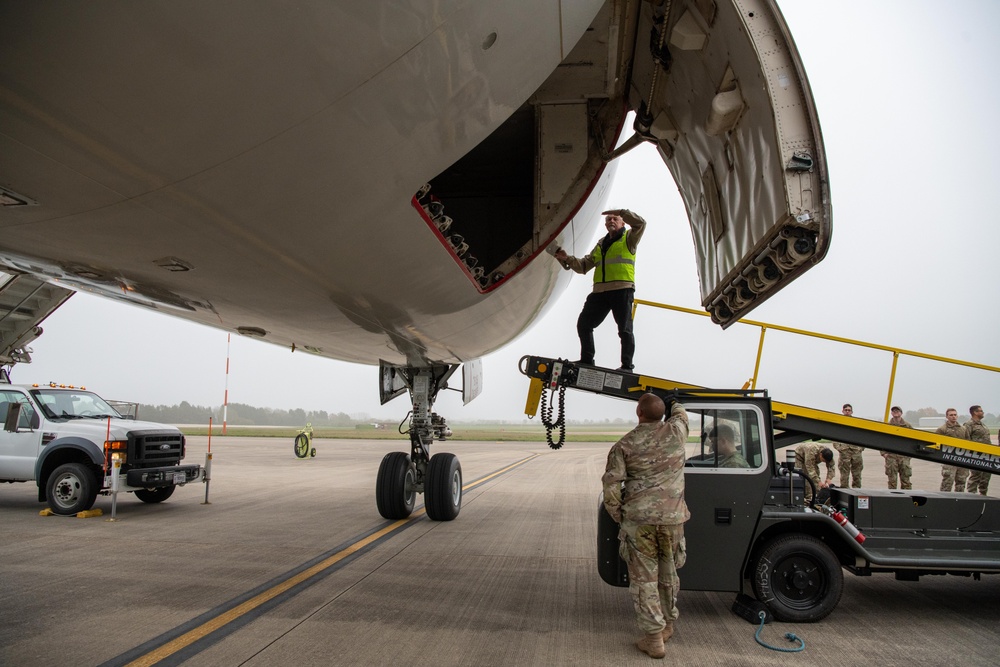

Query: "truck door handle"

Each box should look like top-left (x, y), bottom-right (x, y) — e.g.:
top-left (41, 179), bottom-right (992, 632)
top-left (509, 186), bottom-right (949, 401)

top-left (715, 508), bottom-right (732, 525)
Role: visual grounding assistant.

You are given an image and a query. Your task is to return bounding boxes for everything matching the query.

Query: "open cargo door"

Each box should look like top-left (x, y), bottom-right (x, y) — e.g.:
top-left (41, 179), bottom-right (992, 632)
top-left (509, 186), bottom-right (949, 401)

top-left (619, 0), bottom-right (830, 326)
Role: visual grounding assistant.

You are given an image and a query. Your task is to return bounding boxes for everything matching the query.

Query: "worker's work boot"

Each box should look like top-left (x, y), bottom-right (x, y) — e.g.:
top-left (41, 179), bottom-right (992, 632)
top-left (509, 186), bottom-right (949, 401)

top-left (636, 633), bottom-right (665, 659)
top-left (661, 622), bottom-right (674, 643)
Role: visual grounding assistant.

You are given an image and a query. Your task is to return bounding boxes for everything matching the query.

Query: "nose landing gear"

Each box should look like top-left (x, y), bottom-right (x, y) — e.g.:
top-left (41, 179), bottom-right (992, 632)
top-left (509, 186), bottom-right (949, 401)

top-left (375, 363), bottom-right (463, 521)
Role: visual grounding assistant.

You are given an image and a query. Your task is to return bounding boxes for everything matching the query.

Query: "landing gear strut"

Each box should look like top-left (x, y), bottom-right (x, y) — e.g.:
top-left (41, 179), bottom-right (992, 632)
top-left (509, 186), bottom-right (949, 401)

top-left (375, 363), bottom-right (463, 521)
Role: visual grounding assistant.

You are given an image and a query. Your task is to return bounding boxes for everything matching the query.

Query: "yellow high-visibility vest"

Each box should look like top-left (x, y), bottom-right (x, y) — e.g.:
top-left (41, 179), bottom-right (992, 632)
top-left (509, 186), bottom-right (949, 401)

top-left (590, 230), bottom-right (636, 284)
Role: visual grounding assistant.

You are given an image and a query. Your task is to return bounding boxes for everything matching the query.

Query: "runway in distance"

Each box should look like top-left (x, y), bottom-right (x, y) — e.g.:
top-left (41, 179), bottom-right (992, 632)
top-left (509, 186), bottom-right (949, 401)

top-left (0, 0), bottom-right (829, 519)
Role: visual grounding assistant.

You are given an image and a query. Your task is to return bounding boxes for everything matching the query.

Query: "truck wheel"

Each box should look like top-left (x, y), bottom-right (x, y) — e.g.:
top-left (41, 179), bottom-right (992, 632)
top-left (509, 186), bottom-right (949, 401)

top-left (135, 486), bottom-right (176, 504)
top-left (751, 534), bottom-right (843, 622)
top-left (47, 462), bottom-right (99, 516)
top-left (376, 452), bottom-right (416, 519)
top-left (294, 434), bottom-right (310, 458)
top-left (425, 453), bottom-right (462, 521)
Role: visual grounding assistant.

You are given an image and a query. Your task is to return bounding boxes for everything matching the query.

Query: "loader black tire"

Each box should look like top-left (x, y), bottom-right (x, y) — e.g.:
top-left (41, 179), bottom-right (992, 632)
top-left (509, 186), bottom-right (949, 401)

top-left (751, 534), bottom-right (843, 622)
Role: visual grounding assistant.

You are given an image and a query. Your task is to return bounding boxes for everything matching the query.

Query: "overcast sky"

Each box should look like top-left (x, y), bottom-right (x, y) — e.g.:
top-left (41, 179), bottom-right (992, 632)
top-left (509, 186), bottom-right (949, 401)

top-left (20, 0), bottom-right (1000, 425)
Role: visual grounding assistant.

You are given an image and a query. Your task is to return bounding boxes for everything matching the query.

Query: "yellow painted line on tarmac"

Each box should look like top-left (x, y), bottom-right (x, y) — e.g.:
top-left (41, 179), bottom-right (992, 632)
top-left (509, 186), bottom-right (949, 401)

top-left (125, 515), bottom-right (417, 667)
top-left (463, 453), bottom-right (541, 492)
top-left (123, 452), bottom-right (541, 667)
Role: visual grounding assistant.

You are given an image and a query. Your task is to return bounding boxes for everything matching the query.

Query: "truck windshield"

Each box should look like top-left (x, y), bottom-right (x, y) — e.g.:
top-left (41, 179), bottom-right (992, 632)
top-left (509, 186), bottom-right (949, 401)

top-left (31, 389), bottom-right (123, 421)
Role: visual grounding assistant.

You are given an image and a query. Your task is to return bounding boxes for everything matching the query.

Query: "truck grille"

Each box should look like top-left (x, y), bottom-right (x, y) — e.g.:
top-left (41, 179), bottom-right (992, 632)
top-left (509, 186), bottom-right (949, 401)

top-left (130, 431), bottom-right (185, 466)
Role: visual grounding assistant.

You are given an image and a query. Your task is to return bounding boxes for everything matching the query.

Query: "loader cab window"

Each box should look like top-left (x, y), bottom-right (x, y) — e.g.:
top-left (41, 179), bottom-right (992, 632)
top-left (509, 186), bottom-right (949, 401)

top-left (684, 406), bottom-right (764, 470)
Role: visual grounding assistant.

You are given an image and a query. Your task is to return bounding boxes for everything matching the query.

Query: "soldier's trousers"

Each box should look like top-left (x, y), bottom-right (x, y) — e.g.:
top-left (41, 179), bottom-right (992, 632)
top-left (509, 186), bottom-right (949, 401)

top-left (834, 444), bottom-right (863, 487)
top-left (793, 450), bottom-right (821, 503)
top-left (967, 470), bottom-right (992, 495)
top-left (622, 524), bottom-right (686, 635)
top-left (940, 465), bottom-right (969, 492)
top-left (884, 454), bottom-right (911, 489)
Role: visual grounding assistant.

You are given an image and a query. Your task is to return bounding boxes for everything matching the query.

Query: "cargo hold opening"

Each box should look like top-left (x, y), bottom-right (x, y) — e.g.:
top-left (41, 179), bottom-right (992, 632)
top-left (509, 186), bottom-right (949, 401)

top-left (416, 105), bottom-right (535, 292)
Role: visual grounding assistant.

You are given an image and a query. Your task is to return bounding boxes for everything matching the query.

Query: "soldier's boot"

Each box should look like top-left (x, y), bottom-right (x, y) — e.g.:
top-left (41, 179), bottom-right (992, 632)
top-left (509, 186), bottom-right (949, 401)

top-left (636, 633), bottom-right (665, 659)
top-left (661, 622), bottom-right (674, 643)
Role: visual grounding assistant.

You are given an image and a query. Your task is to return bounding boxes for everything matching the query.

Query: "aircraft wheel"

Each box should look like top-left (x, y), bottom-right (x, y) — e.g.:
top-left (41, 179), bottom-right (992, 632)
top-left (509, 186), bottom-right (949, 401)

top-left (310, 448), bottom-right (317, 458)
top-left (293, 434), bottom-right (309, 458)
top-left (376, 452), bottom-right (415, 519)
top-left (135, 486), bottom-right (176, 504)
top-left (46, 462), bottom-right (99, 515)
top-left (425, 453), bottom-right (462, 521)
top-left (751, 534), bottom-right (843, 622)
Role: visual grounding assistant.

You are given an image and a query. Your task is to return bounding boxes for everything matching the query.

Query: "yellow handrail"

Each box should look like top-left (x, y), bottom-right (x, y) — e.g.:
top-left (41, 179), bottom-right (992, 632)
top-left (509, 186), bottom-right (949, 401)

top-left (631, 299), bottom-right (1000, 422)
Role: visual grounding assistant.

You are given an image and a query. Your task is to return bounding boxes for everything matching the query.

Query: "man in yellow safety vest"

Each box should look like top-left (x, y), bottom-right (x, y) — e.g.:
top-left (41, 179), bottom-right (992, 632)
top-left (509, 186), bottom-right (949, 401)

top-left (554, 209), bottom-right (646, 371)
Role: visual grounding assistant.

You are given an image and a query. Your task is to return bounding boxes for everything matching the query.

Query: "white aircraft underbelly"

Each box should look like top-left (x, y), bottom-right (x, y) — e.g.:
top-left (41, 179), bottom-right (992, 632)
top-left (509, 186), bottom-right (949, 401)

top-left (0, 1), bottom-right (614, 366)
top-left (0, 0), bottom-right (830, 368)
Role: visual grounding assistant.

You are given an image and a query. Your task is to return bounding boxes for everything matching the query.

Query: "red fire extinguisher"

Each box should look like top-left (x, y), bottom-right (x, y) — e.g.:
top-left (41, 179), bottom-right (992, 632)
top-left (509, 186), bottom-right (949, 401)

top-left (831, 508), bottom-right (866, 544)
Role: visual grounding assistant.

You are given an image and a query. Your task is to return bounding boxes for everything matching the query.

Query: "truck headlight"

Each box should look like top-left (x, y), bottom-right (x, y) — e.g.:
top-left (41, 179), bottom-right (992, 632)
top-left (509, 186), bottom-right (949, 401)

top-left (104, 439), bottom-right (128, 467)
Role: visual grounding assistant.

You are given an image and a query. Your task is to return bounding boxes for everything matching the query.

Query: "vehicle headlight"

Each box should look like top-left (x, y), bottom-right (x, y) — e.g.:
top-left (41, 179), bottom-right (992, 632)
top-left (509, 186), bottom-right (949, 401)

top-left (104, 440), bottom-right (127, 466)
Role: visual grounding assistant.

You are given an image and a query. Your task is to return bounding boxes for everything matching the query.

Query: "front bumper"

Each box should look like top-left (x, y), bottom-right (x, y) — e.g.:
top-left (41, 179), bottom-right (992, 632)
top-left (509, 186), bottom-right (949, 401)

top-left (126, 464), bottom-right (202, 487)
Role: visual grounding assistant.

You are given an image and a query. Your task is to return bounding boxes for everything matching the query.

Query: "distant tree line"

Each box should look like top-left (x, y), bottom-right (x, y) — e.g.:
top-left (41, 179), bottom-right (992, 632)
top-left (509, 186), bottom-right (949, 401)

top-left (132, 402), bottom-right (999, 427)
top-left (137, 401), bottom-right (362, 427)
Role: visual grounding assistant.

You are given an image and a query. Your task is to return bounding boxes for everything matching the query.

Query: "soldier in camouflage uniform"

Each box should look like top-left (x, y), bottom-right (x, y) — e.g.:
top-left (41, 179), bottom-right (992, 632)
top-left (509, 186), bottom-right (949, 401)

top-left (831, 403), bottom-right (864, 487)
top-left (603, 393), bottom-right (689, 660)
top-left (708, 424), bottom-right (749, 468)
top-left (964, 405), bottom-right (993, 495)
top-left (794, 443), bottom-right (835, 503)
top-left (882, 406), bottom-right (913, 489)
top-left (937, 408), bottom-right (970, 492)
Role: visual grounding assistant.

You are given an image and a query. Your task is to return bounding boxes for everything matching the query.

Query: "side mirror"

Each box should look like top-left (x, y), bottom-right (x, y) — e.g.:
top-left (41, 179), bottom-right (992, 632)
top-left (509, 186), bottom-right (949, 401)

top-left (4, 402), bottom-right (22, 433)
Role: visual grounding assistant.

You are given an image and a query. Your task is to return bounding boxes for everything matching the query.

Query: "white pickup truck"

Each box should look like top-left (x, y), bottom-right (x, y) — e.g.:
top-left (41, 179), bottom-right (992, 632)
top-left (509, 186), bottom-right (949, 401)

top-left (0, 383), bottom-right (202, 514)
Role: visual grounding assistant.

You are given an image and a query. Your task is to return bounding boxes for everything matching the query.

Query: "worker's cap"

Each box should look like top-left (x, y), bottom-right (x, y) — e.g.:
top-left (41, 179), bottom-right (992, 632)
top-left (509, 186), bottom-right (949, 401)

top-left (890, 406), bottom-right (902, 413)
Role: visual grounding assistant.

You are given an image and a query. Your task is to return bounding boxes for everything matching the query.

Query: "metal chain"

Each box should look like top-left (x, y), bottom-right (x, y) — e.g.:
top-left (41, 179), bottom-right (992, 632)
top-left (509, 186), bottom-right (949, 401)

top-left (540, 385), bottom-right (566, 450)
top-left (648, 0), bottom-right (673, 105)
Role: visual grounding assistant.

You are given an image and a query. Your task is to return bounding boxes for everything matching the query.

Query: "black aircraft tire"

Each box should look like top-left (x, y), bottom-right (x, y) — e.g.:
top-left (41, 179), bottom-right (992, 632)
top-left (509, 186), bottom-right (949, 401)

top-left (46, 462), bottom-right (99, 516)
top-left (425, 453), bottom-right (462, 521)
top-left (751, 534), bottom-right (843, 622)
top-left (376, 452), bottom-right (415, 519)
top-left (293, 434), bottom-right (310, 458)
top-left (135, 486), bottom-right (176, 504)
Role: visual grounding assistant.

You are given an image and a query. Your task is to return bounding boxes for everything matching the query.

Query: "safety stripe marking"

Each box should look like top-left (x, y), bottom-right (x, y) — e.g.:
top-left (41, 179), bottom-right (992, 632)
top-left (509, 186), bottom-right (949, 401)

top-left (100, 452), bottom-right (541, 667)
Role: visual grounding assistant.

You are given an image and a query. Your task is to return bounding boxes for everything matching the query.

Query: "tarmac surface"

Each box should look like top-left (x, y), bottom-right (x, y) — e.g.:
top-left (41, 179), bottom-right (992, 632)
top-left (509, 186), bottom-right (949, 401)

top-left (2, 437), bottom-right (999, 666)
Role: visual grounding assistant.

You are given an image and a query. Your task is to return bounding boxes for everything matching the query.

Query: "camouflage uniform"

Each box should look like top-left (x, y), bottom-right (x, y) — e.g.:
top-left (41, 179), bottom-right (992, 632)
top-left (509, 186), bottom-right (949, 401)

top-left (964, 418), bottom-right (993, 495)
top-left (937, 421), bottom-right (970, 492)
top-left (718, 451), bottom-right (750, 468)
top-left (831, 441), bottom-right (863, 488)
top-left (603, 402), bottom-right (689, 636)
top-left (794, 443), bottom-right (835, 502)
top-left (883, 416), bottom-right (913, 489)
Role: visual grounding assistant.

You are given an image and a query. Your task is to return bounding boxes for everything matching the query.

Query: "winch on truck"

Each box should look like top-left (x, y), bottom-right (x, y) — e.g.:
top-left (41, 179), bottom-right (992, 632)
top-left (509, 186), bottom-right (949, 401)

top-left (0, 382), bottom-right (203, 515)
top-left (520, 356), bottom-right (1000, 623)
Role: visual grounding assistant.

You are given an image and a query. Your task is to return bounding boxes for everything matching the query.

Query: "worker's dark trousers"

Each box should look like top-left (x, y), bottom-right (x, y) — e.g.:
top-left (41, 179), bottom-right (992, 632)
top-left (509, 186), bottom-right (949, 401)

top-left (577, 288), bottom-right (635, 369)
